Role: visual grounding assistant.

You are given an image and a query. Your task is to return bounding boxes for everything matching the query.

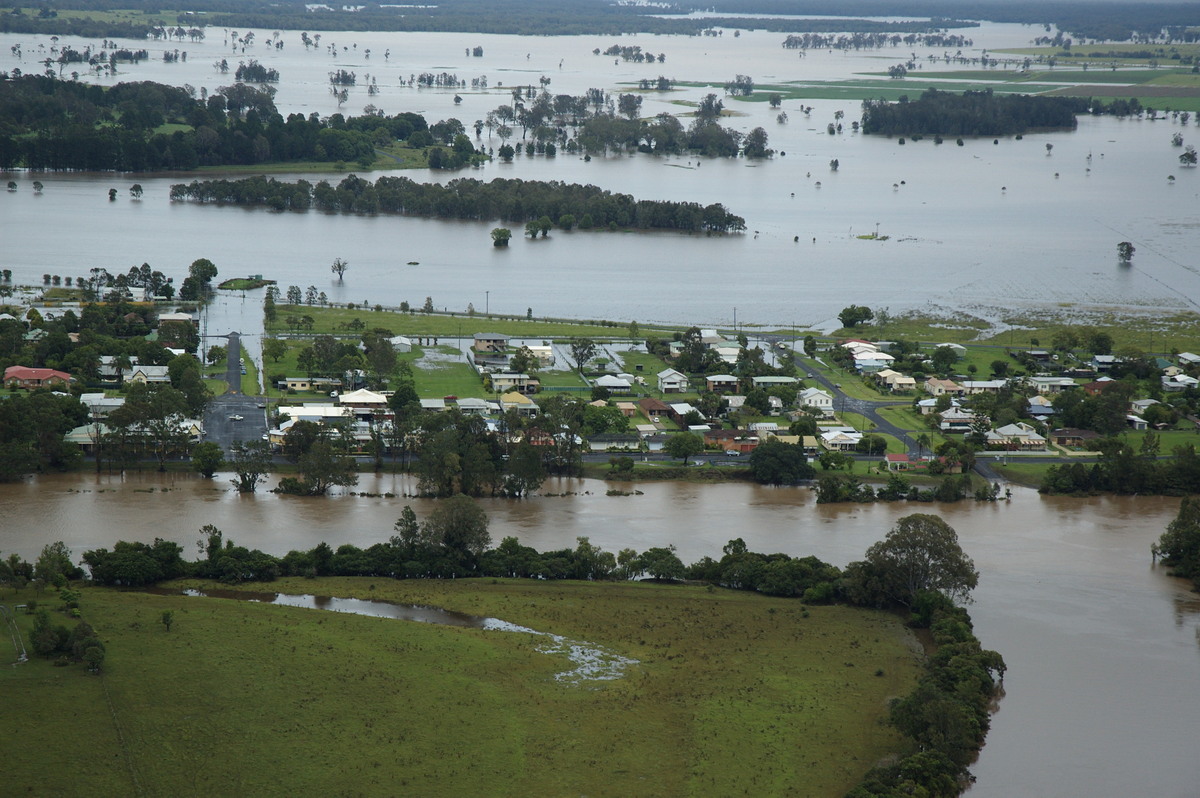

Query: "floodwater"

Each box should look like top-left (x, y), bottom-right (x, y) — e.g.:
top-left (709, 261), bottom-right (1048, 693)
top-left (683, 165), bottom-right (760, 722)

top-left (154, 586), bottom-right (638, 682)
top-left (3, 16), bottom-right (1200, 795)
top-left (1, 472), bottom-right (1198, 796)
top-left (4, 23), bottom-right (1200, 330)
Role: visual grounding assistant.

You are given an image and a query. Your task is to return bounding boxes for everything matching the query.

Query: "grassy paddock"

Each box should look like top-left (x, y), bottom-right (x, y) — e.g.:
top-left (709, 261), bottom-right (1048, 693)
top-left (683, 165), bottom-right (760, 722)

top-left (5, 578), bottom-right (921, 797)
top-left (268, 304), bottom-right (646, 339)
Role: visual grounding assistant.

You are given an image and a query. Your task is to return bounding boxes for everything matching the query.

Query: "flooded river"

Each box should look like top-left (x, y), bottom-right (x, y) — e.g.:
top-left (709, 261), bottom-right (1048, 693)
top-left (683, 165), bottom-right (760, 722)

top-left (1, 472), bottom-right (1197, 796)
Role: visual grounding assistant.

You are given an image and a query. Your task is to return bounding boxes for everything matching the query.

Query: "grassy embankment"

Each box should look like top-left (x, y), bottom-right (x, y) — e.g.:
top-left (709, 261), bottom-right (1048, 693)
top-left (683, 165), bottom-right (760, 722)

top-left (5, 578), bottom-right (921, 797)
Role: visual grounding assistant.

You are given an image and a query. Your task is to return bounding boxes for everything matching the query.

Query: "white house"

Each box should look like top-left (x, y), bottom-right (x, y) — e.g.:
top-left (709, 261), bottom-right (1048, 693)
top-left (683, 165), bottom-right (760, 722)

top-left (657, 368), bottom-right (689, 393)
top-left (798, 387), bottom-right (834, 415)
top-left (388, 335), bottom-right (413, 353)
top-left (595, 374), bottom-right (632, 394)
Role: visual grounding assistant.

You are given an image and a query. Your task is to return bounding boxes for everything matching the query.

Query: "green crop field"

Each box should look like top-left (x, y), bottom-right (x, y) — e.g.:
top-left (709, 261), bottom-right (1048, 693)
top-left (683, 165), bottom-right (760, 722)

top-left (5, 578), bottom-right (921, 797)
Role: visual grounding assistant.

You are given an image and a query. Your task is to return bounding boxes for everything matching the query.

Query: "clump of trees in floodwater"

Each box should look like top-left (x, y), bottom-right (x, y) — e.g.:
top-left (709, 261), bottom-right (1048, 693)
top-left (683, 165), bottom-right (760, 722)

top-left (169, 174), bottom-right (746, 233)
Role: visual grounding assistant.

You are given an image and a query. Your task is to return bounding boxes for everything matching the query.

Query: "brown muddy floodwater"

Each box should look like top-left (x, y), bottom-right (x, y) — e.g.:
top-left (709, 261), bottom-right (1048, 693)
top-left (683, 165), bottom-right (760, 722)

top-left (2, 471), bottom-right (1198, 796)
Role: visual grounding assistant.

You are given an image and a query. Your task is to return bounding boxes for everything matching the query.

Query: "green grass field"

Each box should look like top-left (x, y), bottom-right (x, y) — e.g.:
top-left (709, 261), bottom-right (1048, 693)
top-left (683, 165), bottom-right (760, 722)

top-left (269, 304), bottom-right (650, 340)
top-left (5, 578), bottom-right (921, 797)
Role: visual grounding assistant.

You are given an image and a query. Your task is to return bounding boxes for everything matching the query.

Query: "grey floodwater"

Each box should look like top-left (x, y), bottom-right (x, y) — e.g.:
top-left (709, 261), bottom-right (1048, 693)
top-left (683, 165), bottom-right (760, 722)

top-left (2, 472), bottom-right (1199, 796)
top-left (154, 586), bottom-right (638, 682)
top-left (3, 23), bottom-right (1200, 329)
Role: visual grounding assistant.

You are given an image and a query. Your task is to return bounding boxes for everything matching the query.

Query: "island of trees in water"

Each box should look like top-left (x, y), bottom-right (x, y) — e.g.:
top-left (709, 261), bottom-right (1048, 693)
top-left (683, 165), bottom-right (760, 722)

top-left (861, 88), bottom-right (1147, 136)
top-left (0, 74), bottom-right (775, 170)
top-left (169, 174), bottom-right (747, 233)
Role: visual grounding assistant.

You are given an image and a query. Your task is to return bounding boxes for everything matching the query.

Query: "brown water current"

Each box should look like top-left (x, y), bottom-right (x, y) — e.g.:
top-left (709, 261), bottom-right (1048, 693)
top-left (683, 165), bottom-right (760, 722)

top-left (2, 472), bottom-right (1198, 795)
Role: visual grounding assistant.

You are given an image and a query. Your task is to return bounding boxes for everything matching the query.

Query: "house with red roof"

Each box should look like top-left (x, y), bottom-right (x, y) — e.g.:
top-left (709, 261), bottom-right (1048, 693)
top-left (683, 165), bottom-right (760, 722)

top-left (4, 366), bottom-right (73, 390)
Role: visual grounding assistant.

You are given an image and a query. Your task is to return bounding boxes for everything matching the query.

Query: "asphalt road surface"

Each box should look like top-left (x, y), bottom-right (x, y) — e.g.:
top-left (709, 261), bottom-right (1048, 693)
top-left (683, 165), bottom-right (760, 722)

top-left (204, 331), bottom-right (268, 453)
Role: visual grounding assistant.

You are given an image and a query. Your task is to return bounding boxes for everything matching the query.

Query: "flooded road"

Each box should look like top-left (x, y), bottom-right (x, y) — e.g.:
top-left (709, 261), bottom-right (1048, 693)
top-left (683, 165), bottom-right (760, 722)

top-left (2, 473), bottom-right (1198, 795)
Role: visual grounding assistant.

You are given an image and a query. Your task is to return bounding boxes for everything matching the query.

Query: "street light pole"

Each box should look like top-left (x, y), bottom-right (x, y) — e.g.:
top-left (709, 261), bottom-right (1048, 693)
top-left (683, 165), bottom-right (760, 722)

top-left (486, 290), bottom-right (490, 317)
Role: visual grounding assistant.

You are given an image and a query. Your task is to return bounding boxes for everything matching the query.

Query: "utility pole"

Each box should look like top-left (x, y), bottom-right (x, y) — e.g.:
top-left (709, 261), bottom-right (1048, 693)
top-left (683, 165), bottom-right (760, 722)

top-left (485, 290), bottom-right (490, 317)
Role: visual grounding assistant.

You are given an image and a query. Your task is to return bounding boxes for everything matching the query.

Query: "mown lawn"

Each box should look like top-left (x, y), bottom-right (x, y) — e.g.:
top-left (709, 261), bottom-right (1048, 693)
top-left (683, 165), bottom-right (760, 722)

top-left (5, 578), bottom-right (921, 797)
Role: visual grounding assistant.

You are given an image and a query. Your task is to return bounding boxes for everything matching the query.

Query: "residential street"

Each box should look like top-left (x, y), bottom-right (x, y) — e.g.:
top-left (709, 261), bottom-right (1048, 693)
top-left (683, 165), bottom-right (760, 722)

top-left (204, 331), bottom-right (268, 454)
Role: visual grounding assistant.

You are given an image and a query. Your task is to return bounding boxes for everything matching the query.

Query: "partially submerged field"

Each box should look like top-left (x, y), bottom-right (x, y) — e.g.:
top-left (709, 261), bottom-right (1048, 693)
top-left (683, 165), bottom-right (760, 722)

top-left (6, 578), bottom-right (921, 796)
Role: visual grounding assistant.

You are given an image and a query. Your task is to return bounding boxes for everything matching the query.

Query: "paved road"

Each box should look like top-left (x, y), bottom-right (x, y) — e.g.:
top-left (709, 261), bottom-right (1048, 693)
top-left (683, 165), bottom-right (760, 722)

top-left (203, 331), bottom-right (268, 454)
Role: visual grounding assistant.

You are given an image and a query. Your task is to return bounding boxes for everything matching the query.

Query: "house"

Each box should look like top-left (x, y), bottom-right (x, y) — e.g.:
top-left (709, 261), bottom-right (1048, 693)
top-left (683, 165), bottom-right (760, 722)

top-left (699, 328), bottom-right (723, 346)
top-left (284, 376), bottom-right (341, 393)
top-left (884, 453), bottom-right (911, 471)
top-left (657, 368), bottom-right (689, 393)
top-left (587, 433), bottom-right (640, 452)
top-left (1051, 428), bottom-right (1099, 448)
top-left (455, 397), bottom-right (494, 416)
top-left (1028, 376), bottom-right (1078, 394)
top-left (961, 379), bottom-right (1007, 395)
top-left (939, 406), bottom-right (981, 432)
top-left (79, 392), bottom-right (125, 419)
top-left (875, 369), bottom-right (915, 392)
top-left (490, 373), bottom-right (540, 395)
top-left (338, 388), bottom-right (388, 408)
top-left (645, 433), bottom-right (670, 452)
top-left (925, 377), bottom-right (964, 397)
top-left (1163, 374), bottom-right (1199, 392)
top-left (388, 335), bottom-right (413, 353)
top-left (1027, 349), bottom-right (1054, 364)
top-left (23, 328), bottom-right (48, 342)
top-left (1127, 415), bottom-right (1149, 431)
top-left (706, 374), bottom-right (739, 393)
top-left (595, 374), bottom-right (632, 394)
top-left (820, 428), bottom-right (862, 451)
top-left (1092, 354), bottom-right (1117, 372)
top-left (1130, 398), bottom-right (1160, 415)
top-left (798, 387), bottom-right (834, 416)
top-left (667, 402), bottom-right (701, 425)
top-left (473, 332), bottom-right (508, 354)
top-left (639, 397), bottom-right (671, 419)
top-left (986, 422), bottom-right (1046, 450)
top-left (526, 345), bottom-right (555, 366)
top-left (615, 401), bottom-right (638, 418)
top-left (122, 364), bottom-right (171, 384)
top-left (703, 429), bottom-right (759, 453)
top-left (157, 311), bottom-right (197, 326)
top-left (63, 423), bottom-right (111, 453)
top-left (500, 392), bottom-right (539, 417)
top-left (1027, 395), bottom-right (1055, 419)
top-left (4, 366), bottom-right (73, 390)
top-left (1178, 352), bottom-right (1200, 367)
top-left (714, 346), bottom-right (741, 365)
top-left (751, 376), bottom-right (799, 390)
top-left (1083, 377), bottom-right (1118, 395)
top-left (419, 398), bottom-right (447, 412)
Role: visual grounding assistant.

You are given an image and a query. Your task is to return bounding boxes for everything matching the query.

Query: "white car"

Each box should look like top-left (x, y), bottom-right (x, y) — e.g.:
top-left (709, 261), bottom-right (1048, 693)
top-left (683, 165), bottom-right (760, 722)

top-left (228, 414), bottom-right (244, 421)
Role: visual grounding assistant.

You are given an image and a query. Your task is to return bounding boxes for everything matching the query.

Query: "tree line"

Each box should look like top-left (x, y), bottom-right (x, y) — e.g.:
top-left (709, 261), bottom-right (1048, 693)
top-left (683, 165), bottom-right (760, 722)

top-left (169, 174), bottom-right (746, 233)
top-left (860, 88), bottom-right (1147, 136)
top-left (0, 74), bottom-right (427, 171)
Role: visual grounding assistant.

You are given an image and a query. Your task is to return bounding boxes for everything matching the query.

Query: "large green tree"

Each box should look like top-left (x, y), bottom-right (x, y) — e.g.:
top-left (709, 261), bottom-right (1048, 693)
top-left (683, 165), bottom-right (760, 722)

top-left (858, 514), bottom-right (979, 606)
top-left (748, 439), bottom-right (814, 485)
